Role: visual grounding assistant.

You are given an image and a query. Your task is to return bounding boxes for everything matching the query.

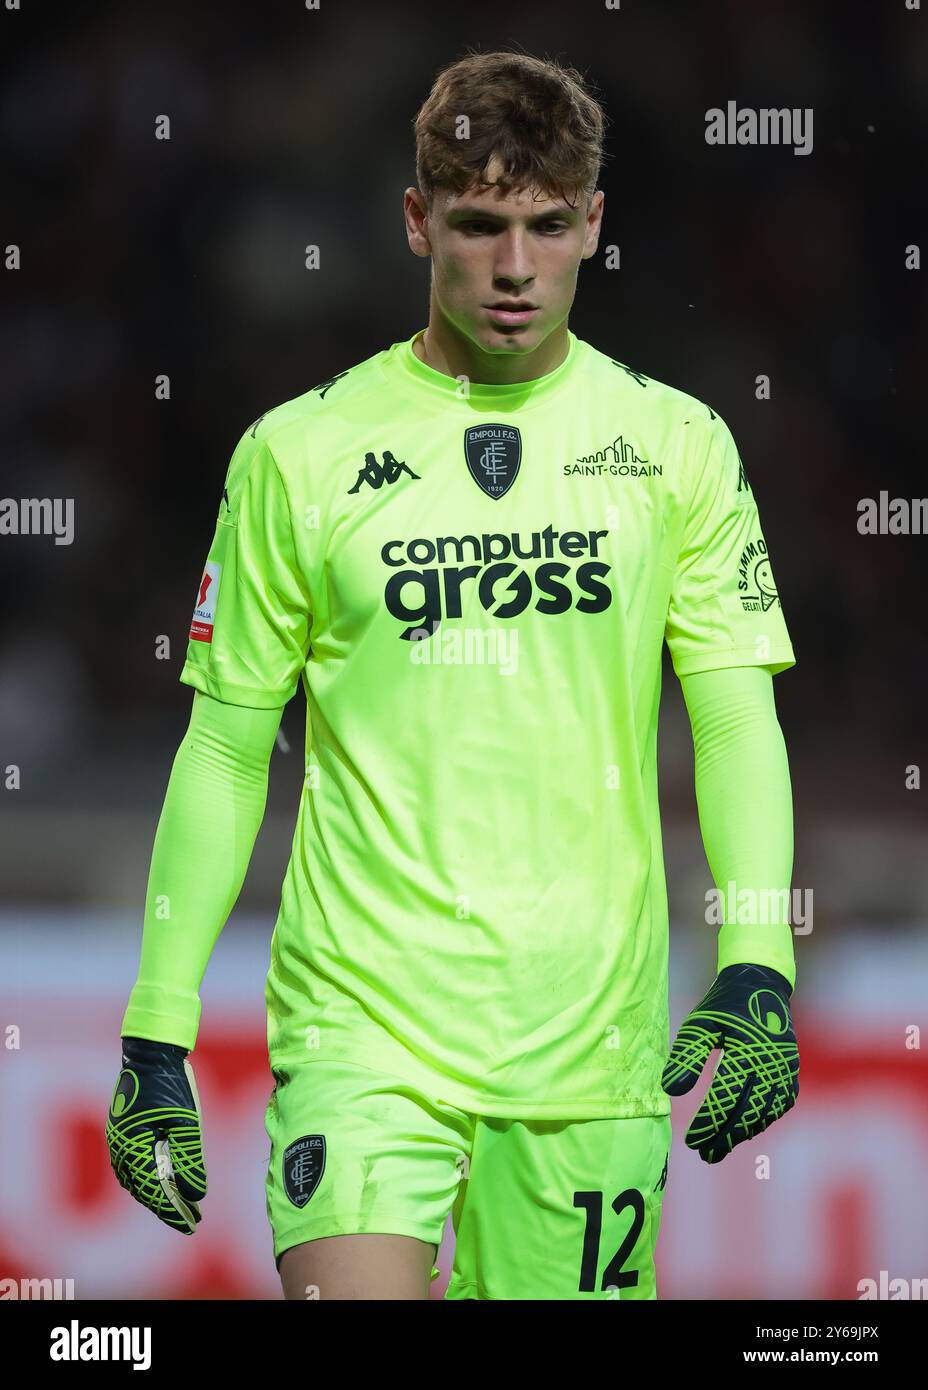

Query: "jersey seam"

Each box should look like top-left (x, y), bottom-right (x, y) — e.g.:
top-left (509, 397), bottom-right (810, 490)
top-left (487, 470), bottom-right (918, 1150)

top-left (446, 1278), bottom-right (504, 1300)
top-left (675, 405), bottom-right (716, 570)
top-left (180, 662), bottom-right (299, 707)
top-left (260, 436), bottom-right (316, 627)
top-left (672, 644), bottom-right (795, 672)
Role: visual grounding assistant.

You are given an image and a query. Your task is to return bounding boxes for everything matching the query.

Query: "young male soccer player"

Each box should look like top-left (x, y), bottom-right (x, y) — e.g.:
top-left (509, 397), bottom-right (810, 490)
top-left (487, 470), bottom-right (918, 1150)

top-left (106, 51), bottom-right (799, 1300)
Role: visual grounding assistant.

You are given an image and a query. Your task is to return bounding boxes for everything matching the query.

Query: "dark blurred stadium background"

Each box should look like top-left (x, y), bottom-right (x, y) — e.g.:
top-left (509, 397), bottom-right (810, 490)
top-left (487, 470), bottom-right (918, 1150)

top-left (1, 0), bottom-right (926, 1299)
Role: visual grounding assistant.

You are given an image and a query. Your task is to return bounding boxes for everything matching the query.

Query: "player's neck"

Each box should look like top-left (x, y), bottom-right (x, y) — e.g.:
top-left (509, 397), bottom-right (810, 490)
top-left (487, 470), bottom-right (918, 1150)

top-left (413, 317), bottom-right (570, 386)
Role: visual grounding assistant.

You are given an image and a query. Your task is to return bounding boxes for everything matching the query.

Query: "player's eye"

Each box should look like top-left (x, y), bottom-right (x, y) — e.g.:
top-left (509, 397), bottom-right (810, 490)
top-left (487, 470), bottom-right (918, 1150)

top-left (457, 220), bottom-right (568, 236)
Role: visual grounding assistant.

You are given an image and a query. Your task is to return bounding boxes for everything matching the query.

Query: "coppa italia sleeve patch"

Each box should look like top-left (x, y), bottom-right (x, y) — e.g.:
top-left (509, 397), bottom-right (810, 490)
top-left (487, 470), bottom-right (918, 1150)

top-left (188, 561), bottom-right (221, 642)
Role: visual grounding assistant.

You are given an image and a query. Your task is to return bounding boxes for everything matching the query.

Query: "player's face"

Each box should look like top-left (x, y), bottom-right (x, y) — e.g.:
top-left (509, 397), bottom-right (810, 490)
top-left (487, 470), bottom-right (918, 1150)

top-left (420, 179), bottom-right (603, 356)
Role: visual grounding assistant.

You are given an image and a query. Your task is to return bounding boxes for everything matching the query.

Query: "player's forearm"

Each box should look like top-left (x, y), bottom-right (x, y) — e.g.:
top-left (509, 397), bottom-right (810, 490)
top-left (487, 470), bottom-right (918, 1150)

top-left (121, 690), bottom-right (284, 1048)
top-left (679, 665), bottom-right (795, 989)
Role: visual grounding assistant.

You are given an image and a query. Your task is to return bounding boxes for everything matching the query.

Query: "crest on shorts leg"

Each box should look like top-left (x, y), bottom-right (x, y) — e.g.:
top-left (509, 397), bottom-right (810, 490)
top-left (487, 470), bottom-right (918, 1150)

top-left (283, 1134), bottom-right (326, 1208)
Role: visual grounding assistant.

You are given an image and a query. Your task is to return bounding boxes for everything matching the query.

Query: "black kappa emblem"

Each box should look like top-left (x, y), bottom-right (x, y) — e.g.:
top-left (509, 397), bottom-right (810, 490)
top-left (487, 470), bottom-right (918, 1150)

top-left (283, 1134), bottom-right (326, 1208)
top-left (464, 424), bottom-right (522, 500)
top-left (348, 450), bottom-right (420, 494)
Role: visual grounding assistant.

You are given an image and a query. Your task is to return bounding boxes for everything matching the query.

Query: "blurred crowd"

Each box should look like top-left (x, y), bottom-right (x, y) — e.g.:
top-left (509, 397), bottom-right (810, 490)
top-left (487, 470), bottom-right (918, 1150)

top-left (1, 0), bottom-right (925, 816)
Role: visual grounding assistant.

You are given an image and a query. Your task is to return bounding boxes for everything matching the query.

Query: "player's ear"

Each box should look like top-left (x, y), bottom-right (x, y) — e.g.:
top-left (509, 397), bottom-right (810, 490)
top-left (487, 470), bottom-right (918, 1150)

top-left (404, 188), bottom-right (432, 258)
top-left (582, 190), bottom-right (604, 259)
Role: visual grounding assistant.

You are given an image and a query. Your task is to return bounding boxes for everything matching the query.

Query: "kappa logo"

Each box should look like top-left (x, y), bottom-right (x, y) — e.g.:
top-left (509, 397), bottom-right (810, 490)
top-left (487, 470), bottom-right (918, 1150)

top-left (348, 450), bottom-right (421, 493)
top-left (703, 403), bottom-right (751, 496)
top-left (653, 1151), bottom-right (669, 1193)
top-left (464, 424), bottom-right (522, 499)
top-left (736, 453), bottom-right (751, 495)
top-left (737, 538), bottom-right (780, 611)
top-left (283, 1135), bottom-right (326, 1208)
top-left (310, 370), bottom-right (350, 400)
top-left (610, 360), bottom-right (650, 388)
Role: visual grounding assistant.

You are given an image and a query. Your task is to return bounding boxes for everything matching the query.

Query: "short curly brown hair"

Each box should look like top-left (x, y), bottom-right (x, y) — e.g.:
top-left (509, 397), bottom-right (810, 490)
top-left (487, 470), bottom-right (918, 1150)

top-left (414, 48), bottom-right (609, 210)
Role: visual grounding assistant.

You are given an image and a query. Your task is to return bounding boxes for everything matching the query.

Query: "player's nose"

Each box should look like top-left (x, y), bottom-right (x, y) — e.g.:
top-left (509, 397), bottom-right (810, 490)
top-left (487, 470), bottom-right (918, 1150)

top-left (493, 231), bottom-right (535, 285)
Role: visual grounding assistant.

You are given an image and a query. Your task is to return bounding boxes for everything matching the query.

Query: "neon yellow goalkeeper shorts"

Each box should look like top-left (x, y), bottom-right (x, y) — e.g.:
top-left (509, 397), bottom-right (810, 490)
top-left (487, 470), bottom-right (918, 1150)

top-left (265, 1056), bottom-right (671, 1300)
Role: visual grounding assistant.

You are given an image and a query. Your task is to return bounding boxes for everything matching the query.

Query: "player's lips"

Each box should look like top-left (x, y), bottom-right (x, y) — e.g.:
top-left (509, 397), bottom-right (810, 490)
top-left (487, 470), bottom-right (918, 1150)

top-left (484, 303), bottom-right (539, 326)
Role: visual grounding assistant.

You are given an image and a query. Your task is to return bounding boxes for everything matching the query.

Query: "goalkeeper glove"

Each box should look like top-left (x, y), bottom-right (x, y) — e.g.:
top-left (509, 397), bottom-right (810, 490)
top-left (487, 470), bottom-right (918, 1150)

top-left (105, 1036), bottom-right (207, 1232)
top-left (661, 962), bottom-right (799, 1164)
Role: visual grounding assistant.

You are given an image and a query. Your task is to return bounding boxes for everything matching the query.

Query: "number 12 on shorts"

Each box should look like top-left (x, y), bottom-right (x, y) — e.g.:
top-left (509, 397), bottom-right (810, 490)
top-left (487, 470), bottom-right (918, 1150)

top-left (573, 1189), bottom-right (648, 1293)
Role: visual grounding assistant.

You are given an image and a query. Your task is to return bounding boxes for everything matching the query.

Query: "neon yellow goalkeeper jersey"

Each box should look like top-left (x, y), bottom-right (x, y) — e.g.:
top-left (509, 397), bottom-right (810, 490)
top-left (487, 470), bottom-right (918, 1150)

top-left (180, 328), bottom-right (795, 1119)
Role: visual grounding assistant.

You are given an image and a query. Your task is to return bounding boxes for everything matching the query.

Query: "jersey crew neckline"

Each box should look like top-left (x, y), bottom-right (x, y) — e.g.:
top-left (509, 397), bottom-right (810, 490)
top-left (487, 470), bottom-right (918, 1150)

top-left (388, 327), bottom-right (581, 410)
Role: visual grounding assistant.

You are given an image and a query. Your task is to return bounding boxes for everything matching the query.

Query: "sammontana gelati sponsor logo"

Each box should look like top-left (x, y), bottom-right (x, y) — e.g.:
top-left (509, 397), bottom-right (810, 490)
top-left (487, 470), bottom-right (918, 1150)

top-left (738, 537), bottom-right (780, 612)
top-left (567, 433), bottom-right (660, 479)
top-left (380, 524), bottom-right (613, 641)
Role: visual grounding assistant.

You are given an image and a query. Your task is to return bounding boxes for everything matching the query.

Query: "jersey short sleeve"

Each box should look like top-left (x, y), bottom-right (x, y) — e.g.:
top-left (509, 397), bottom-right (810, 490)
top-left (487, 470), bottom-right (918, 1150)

top-left (180, 430), bottom-right (312, 709)
top-left (665, 409), bottom-right (796, 676)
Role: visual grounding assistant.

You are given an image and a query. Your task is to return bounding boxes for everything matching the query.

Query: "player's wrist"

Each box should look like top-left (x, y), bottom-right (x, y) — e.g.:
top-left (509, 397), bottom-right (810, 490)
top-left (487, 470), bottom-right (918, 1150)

top-left (120, 1035), bottom-right (189, 1064)
top-left (716, 961), bottom-right (793, 999)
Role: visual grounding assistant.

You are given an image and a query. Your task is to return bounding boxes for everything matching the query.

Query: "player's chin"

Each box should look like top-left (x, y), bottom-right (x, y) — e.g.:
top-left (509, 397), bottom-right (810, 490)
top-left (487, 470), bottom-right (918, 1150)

top-left (477, 320), bottom-right (544, 352)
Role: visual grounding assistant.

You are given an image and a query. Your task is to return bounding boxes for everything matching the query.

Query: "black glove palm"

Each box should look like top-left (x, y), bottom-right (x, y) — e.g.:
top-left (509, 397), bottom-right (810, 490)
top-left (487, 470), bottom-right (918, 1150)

top-left (661, 963), bottom-right (799, 1164)
top-left (105, 1036), bottom-right (207, 1232)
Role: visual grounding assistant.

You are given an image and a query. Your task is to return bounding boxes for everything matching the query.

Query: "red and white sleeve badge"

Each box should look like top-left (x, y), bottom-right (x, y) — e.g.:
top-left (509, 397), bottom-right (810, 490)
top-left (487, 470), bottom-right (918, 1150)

top-left (188, 561), bottom-right (221, 642)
